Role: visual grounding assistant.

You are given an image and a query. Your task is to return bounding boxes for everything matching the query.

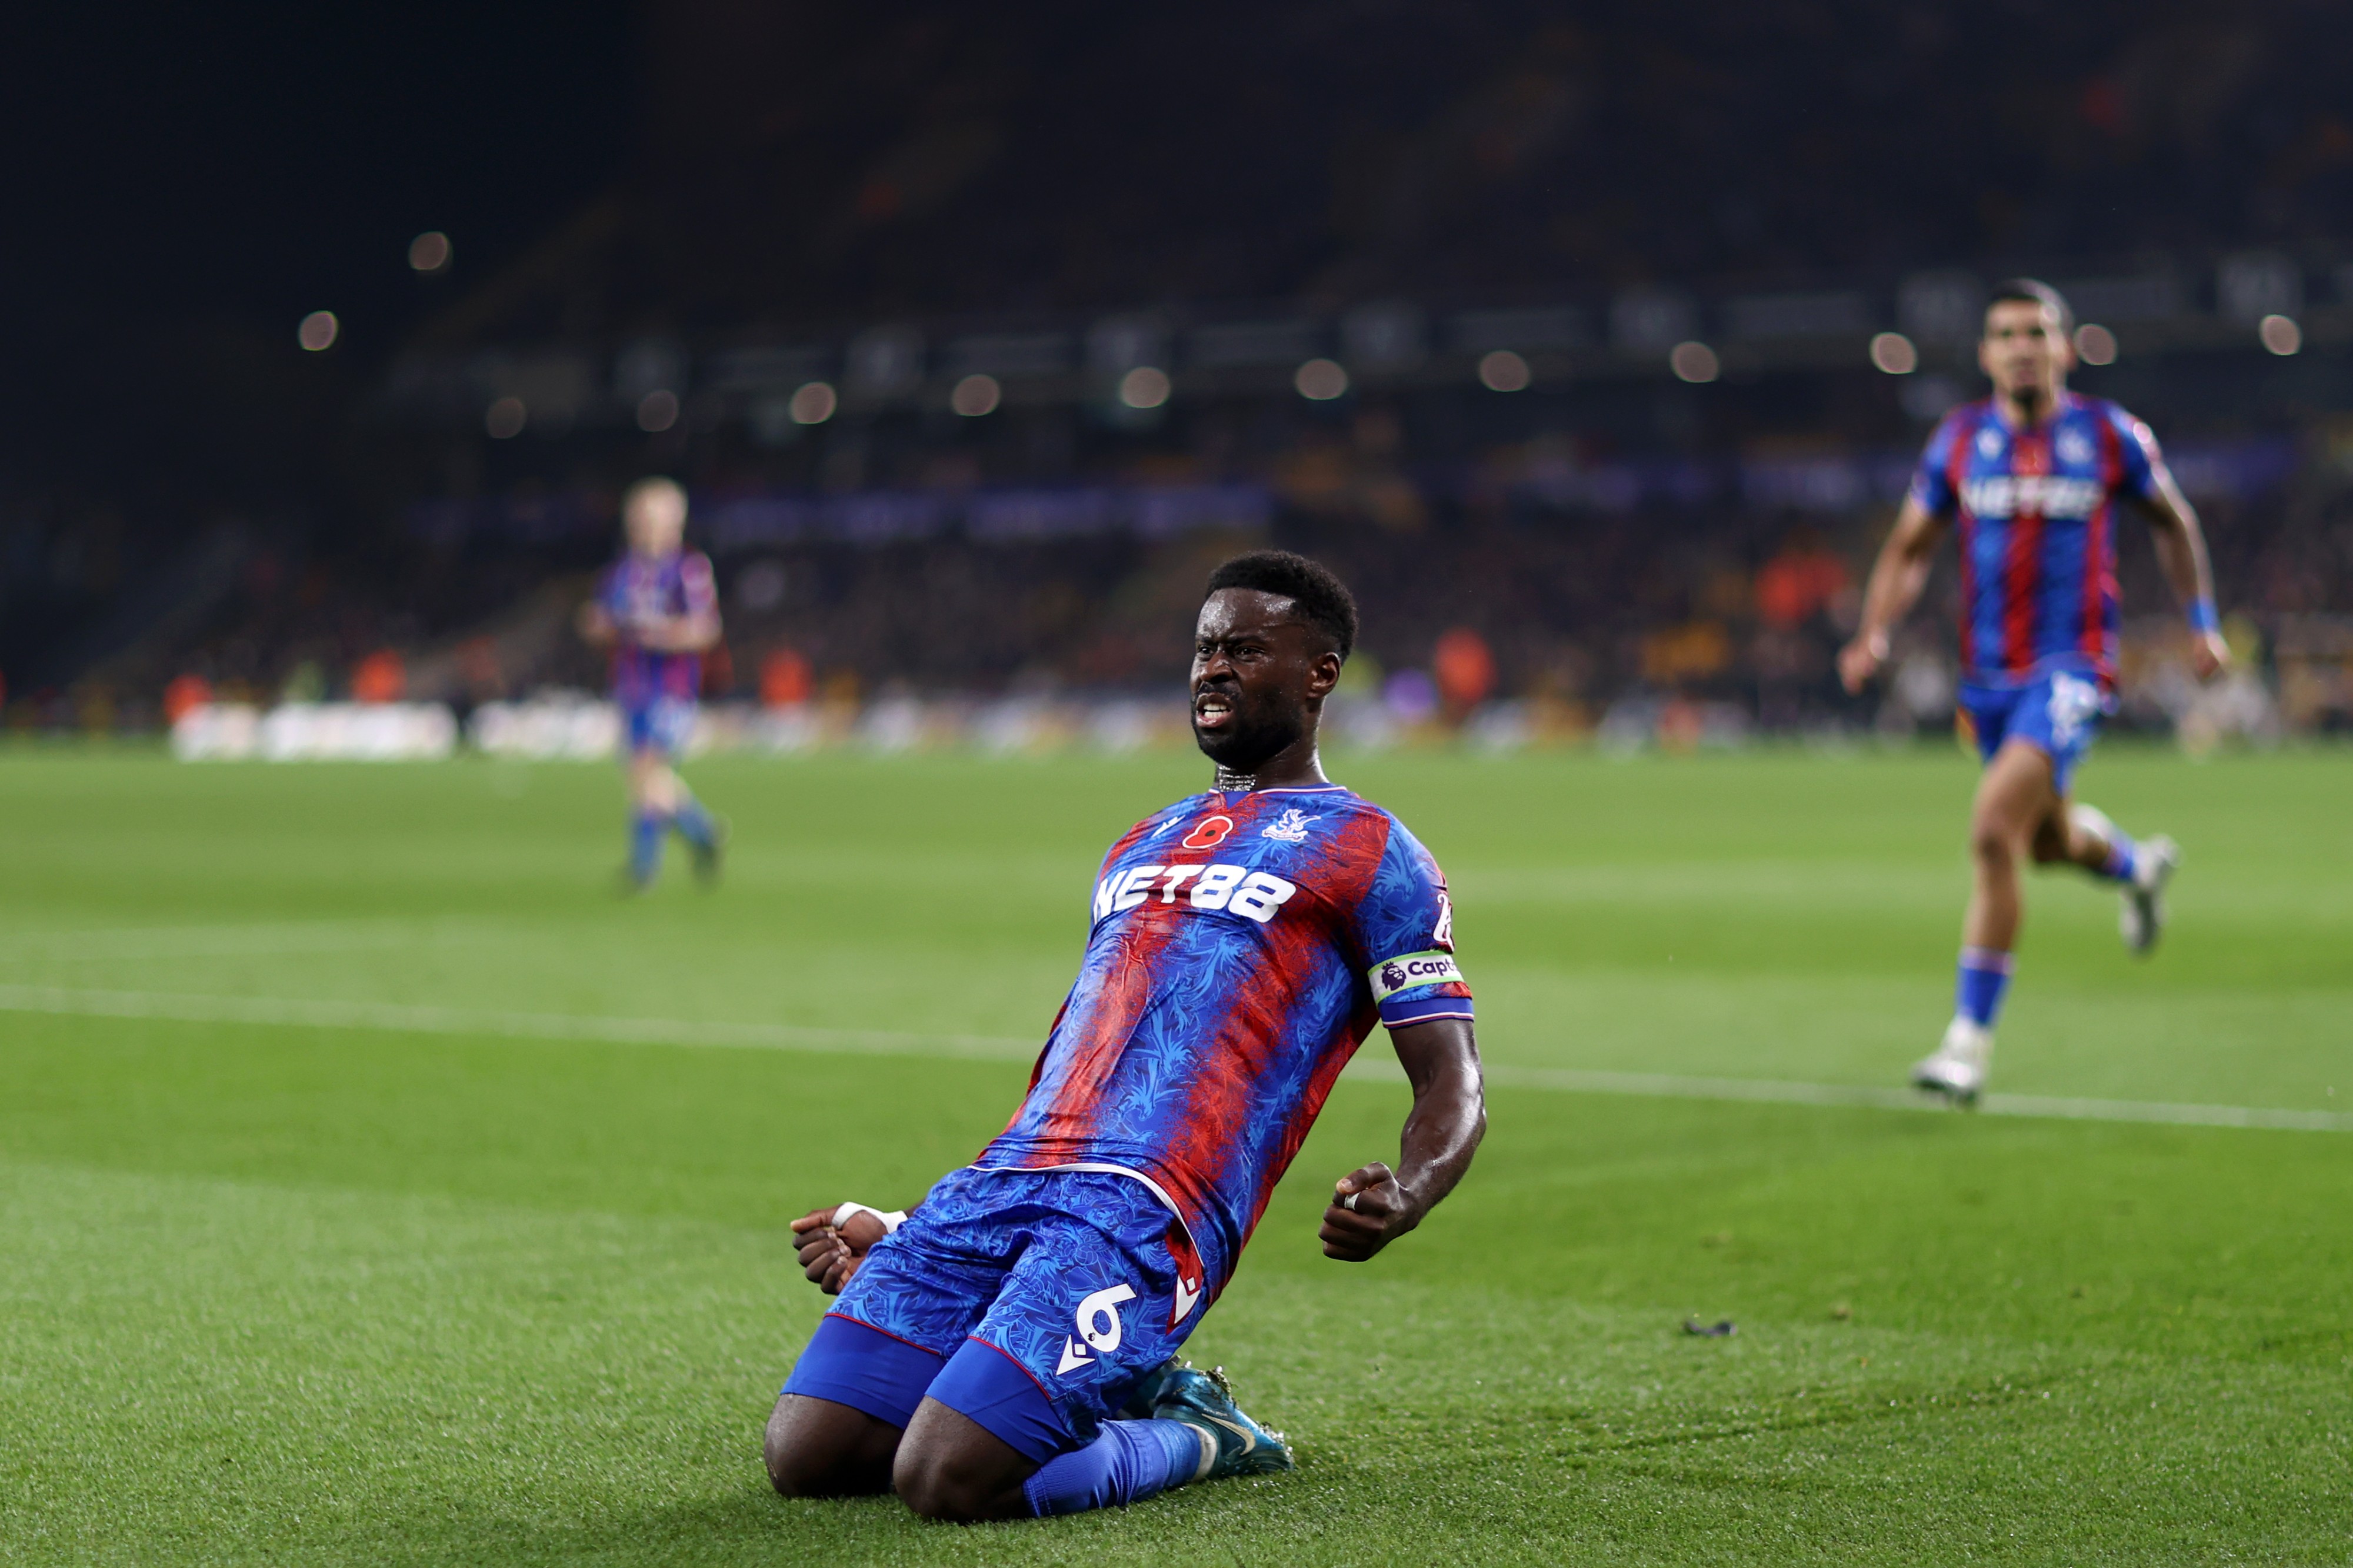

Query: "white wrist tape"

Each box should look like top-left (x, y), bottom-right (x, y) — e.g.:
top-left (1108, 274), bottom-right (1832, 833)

top-left (832, 1202), bottom-right (907, 1234)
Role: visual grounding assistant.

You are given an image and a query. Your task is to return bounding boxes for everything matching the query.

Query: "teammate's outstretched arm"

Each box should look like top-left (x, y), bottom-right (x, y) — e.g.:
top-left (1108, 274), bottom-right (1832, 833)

top-left (2132, 472), bottom-right (2230, 680)
top-left (1839, 495), bottom-right (1949, 693)
top-left (1320, 1017), bottom-right (1484, 1262)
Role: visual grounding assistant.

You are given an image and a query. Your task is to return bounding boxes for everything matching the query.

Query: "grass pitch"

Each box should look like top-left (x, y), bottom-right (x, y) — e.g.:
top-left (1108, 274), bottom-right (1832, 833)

top-left (2, 744), bottom-right (2350, 1565)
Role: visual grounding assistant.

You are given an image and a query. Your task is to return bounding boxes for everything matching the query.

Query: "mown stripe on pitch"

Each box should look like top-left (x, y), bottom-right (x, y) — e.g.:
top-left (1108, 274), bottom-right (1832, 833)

top-left (4, 983), bottom-right (2347, 1135)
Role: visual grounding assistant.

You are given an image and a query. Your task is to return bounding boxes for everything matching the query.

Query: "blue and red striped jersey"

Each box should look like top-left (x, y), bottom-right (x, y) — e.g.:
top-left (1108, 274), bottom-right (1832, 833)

top-left (976, 783), bottom-right (1472, 1277)
top-left (1909, 393), bottom-right (2168, 687)
top-left (597, 549), bottom-right (717, 703)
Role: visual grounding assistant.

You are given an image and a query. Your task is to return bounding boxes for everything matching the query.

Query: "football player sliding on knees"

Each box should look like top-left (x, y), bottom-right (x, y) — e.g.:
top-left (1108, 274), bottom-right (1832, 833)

top-left (1839, 279), bottom-right (2228, 1105)
top-left (765, 552), bottom-right (1484, 1523)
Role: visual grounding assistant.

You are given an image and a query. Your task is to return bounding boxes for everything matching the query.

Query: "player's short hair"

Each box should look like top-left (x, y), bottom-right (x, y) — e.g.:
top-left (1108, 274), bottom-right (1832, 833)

top-left (1985, 278), bottom-right (2075, 341)
top-left (624, 475), bottom-right (687, 516)
top-left (1204, 550), bottom-right (1358, 660)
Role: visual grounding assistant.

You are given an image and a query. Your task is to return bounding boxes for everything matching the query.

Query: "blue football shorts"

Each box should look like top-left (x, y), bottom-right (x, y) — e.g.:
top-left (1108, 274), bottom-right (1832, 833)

top-left (620, 696), bottom-right (696, 759)
top-left (779, 1167), bottom-right (1216, 1462)
top-left (1957, 666), bottom-right (2114, 796)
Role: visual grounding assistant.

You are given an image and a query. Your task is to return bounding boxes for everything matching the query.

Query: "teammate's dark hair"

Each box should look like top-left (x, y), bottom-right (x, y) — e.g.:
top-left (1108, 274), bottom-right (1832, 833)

top-left (1204, 551), bottom-right (1358, 661)
top-left (1987, 278), bottom-right (2075, 340)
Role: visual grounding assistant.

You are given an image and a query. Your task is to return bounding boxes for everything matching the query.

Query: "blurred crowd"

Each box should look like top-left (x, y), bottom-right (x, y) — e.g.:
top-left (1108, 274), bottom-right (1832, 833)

top-left (13, 2), bottom-right (2353, 741)
top-left (22, 416), bottom-right (2353, 745)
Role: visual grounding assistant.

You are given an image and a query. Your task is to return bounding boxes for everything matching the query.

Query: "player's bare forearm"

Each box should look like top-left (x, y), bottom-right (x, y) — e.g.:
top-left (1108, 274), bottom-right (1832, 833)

top-left (1320, 1017), bottom-right (1484, 1262)
top-left (2137, 478), bottom-right (2229, 678)
top-left (1839, 498), bottom-right (1947, 692)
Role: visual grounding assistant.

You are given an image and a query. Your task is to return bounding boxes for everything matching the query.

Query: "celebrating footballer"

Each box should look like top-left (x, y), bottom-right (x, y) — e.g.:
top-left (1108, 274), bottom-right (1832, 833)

top-left (761, 551), bottom-right (1485, 1522)
top-left (1840, 279), bottom-right (2229, 1102)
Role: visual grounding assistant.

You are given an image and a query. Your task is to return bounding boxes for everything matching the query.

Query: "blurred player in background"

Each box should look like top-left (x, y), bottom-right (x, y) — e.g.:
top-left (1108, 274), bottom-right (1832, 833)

top-left (761, 551), bottom-right (1484, 1522)
top-left (1840, 279), bottom-right (2228, 1103)
top-left (575, 476), bottom-right (726, 890)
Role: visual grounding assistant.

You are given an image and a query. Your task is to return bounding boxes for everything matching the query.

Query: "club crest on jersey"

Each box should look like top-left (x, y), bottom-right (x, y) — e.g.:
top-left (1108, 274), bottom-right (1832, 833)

top-left (1180, 814), bottom-right (1235, 849)
top-left (1259, 808), bottom-right (1318, 843)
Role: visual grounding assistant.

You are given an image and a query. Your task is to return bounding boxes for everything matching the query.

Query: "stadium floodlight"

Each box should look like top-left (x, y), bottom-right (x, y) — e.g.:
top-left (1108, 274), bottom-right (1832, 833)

top-left (2074, 323), bottom-right (2118, 366)
top-left (1294, 358), bottom-right (1349, 401)
top-left (408, 231), bottom-right (451, 272)
top-left (485, 396), bottom-right (526, 438)
top-left (2259, 314), bottom-right (2302, 356)
top-left (1119, 366), bottom-right (1171, 409)
top-left (298, 311), bottom-right (339, 352)
top-left (1869, 332), bottom-right (1919, 375)
top-left (789, 381), bottom-right (838, 425)
top-left (1668, 341), bottom-right (1719, 383)
top-left (1477, 351), bottom-right (1531, 392)
top-left (951, 374), bottom-right (1002, 417)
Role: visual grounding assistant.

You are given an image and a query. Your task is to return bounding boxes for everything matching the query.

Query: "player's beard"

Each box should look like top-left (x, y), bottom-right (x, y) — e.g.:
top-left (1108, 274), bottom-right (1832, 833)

top-left (1191, 688), bottom-right (1307, 777)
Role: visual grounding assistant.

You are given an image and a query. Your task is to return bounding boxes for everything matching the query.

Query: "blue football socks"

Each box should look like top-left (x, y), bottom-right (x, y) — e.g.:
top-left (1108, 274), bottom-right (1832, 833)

top-left (671, 797), bottom-right (717, 850)
top-left (1022, 1419), bottom-right (1207, 1517)
top-left (1955, 946), bottom-right (2014, 1029)
top-left (628, 810), bottom-right (666, 885)
top-left (2072, 803), bottom-right (2139, 884)
top-left (2096, 833), bottom-right (2140, 885)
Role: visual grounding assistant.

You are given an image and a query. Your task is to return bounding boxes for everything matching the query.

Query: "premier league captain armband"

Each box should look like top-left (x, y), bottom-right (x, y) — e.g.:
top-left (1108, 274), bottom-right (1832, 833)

top-left (1367, 950), bottom-right (1465, 1002)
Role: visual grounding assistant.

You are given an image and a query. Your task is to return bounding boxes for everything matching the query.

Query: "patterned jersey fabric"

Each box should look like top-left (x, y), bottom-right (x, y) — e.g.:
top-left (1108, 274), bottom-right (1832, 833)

top-left (1909, 393), bottom-right (2169, 688)
top-left (975, 783), bottom-right (1472, 1275)
top-left (596, 548), bottom-right (718, 705)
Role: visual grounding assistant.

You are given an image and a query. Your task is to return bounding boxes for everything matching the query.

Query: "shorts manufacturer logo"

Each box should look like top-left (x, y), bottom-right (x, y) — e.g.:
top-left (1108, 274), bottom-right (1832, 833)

top-left (1259, 808), bottom-right (1318, 843)
top-left (2047, 673), bottom-right (2106, 746)
top-left (1367, 949), bottom-right (1466, 1002)
top-left (1058, 1281), bottom-right (1138, 1374)
top-left (1180, 815), bottom-right (1235, 849)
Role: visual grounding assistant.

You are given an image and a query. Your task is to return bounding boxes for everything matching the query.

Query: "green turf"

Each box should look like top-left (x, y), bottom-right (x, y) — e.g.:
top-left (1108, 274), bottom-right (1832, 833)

top-left (3, 745), bottom-right (2350, 1564)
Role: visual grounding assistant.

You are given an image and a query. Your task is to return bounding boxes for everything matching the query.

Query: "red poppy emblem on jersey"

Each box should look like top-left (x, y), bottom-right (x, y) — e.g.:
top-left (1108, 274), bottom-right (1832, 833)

top-left (1179, 814), bottom-right (1235, 850)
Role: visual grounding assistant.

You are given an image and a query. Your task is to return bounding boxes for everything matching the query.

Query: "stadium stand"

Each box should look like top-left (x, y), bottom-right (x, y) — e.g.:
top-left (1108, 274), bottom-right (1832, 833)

top-left (11, 2), bottom-right (2353, 739)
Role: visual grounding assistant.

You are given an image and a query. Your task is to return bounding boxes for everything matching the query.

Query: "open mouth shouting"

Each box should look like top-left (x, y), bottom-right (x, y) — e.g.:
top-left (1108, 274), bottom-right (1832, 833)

top-left (1192, 688), bottom-right (1237, 733)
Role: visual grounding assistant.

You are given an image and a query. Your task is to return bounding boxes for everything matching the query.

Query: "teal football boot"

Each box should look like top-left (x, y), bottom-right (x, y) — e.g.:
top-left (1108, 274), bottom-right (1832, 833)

top-left (1150, 1363), bottom-right (1295, 1479)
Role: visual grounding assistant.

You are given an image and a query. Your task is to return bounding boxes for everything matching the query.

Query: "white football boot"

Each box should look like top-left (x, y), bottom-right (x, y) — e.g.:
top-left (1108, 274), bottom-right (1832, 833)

top-left (2120, 835), bottom-right (2179, 957)
top-left (1911, 1017), bottom-right (1992, 1105)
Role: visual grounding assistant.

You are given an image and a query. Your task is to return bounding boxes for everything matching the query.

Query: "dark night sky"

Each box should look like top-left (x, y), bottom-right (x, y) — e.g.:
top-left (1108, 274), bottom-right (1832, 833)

top-left (0, 0), bottom-right (635, 482)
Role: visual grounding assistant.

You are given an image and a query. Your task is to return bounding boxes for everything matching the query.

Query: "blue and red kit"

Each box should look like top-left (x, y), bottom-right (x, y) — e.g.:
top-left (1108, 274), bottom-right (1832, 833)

top-left (596, 548), bottom-right (716, 753)
top-left (1911, 394), bottom-right (2171, 788)
top-left (785, 783), bottom-right (1471, 1457)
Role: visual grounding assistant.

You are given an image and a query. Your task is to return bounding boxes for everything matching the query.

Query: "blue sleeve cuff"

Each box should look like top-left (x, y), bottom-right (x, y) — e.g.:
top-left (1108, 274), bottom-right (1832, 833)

top-left (1379, 992), bottom-right (1475, 1029)
top-left (2188, 597), bottom-right (2220, 635)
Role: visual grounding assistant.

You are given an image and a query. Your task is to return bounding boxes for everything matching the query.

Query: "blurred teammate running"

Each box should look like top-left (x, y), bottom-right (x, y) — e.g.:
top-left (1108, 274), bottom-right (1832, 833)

top-left (575, 476), bottom-right (726, 890)
top-left (1839, 279), bottom-right (2228, 1103)
top-left (761, 551), bottom-right (1484, 1522)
